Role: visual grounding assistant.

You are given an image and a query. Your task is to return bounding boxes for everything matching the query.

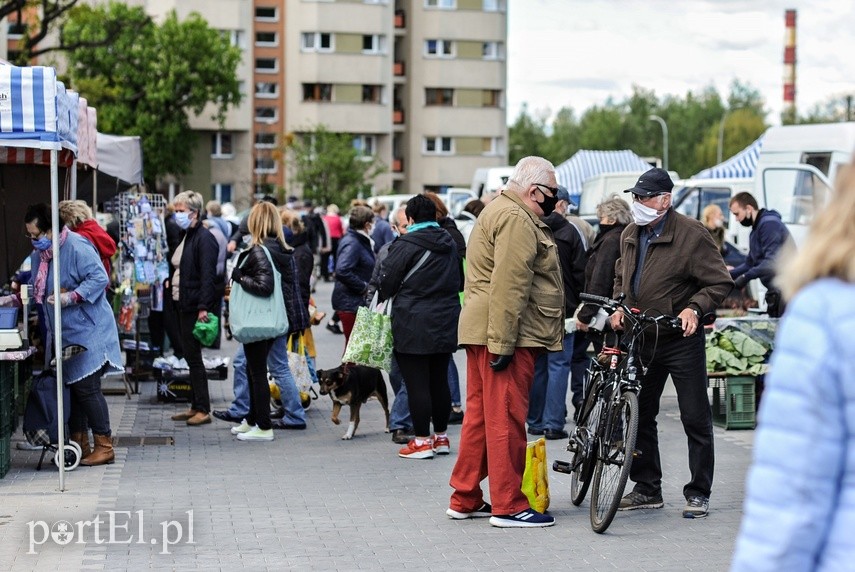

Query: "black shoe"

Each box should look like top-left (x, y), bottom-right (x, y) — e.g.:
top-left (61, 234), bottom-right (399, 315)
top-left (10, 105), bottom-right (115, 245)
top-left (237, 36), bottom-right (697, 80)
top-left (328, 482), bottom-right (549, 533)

top-left (326, 322), bottom-right (343, 334)
top-left (212, 410), bottom-right (242, 424)
top-left (448, 409), bottom-right (464, 425)
top-left (391, 428), bottom-right (413, 444)
top-left (270, 406), bottom-right (285, 420)
top-left (544, 428), bottom-right (569, 440)
top-left (528, 426), bottom-right (545, 436)
top-left (271, 420), bottom-right (307, 430)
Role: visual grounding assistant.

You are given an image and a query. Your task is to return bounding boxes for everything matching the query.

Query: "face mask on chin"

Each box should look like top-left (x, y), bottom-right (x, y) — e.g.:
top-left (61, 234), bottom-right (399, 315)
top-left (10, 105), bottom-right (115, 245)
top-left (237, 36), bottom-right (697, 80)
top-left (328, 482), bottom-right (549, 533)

top-left (630, 200), bottom-right (663, 226)
top-left (739, 214), bottom-right (753, 228)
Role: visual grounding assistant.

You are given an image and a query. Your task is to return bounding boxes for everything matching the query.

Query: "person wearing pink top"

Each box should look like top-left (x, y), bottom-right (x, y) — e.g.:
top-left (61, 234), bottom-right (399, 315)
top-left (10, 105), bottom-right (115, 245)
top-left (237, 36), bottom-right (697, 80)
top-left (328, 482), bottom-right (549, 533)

top-left (322, 204), bottom-right (344, 282)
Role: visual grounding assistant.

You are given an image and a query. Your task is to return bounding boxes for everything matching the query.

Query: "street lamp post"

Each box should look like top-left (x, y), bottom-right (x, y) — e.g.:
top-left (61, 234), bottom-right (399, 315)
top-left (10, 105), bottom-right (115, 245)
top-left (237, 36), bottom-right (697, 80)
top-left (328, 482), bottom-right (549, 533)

top-left (648, 114), bottom-right (668, 171)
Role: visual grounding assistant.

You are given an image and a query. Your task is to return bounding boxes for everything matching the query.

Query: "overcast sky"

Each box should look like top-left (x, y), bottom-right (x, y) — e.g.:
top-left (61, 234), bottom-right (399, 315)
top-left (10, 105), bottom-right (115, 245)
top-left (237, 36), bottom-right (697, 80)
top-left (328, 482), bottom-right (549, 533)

top-left (506, 0), bottom-right (855, 126)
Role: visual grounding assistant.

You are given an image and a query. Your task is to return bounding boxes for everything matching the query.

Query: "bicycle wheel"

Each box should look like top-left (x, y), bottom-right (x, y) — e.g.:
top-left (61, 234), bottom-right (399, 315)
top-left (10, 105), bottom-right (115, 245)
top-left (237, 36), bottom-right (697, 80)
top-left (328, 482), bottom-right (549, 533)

top-left (569, 372), bottom-right (603, 506)
top-left (590, 390), bottom-right (639, 533)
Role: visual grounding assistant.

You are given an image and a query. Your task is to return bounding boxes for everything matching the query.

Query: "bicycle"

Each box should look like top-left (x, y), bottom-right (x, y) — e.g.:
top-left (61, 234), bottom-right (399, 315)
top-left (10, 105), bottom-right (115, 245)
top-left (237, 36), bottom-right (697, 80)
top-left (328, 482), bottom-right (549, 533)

top-left (553, 293), bottom-right (682, 533)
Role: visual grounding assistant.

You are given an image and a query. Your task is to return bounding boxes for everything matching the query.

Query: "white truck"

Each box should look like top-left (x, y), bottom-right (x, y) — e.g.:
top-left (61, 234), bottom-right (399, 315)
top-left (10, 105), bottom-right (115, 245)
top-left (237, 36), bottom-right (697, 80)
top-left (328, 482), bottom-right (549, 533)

top-left (471, 166), bottom-right (514, 198)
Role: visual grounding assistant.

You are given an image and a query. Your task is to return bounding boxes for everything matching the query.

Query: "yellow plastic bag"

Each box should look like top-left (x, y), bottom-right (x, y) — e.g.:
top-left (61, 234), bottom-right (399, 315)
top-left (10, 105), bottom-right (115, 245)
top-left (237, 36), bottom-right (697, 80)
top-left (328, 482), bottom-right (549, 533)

top-left (521, 437), bottom-right (550, 513)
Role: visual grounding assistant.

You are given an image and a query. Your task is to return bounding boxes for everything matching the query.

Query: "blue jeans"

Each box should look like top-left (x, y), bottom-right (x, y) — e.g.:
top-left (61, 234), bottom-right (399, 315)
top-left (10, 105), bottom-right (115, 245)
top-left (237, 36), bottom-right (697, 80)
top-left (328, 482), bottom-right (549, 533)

top-left (528, 332), bottom-right (574, 431)
top-left (448, 354), bottom-right (461, 407)
top-left (388, 354), bottom-right (412, 431)
top-left (227, 335), bottom-right (305, 425)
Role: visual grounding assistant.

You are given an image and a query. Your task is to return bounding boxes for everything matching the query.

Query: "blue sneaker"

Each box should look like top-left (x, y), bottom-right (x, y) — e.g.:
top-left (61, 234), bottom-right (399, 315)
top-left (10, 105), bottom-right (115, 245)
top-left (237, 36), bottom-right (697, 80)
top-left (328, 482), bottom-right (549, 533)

top-left (489, 508), bottom-right (554, 528)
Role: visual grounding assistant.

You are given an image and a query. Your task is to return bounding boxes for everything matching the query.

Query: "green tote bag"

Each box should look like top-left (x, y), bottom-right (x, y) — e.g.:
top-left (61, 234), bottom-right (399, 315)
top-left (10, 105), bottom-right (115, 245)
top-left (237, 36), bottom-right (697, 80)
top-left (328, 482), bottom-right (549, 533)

top-left (229, 245), bottom-right (289, 344)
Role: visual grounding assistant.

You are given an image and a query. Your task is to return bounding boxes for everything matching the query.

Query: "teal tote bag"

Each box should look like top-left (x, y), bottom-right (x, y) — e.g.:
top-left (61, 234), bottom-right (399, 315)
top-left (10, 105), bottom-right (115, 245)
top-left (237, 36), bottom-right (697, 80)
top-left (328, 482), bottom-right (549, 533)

top-left (229, 245), bottom-right (289, 343)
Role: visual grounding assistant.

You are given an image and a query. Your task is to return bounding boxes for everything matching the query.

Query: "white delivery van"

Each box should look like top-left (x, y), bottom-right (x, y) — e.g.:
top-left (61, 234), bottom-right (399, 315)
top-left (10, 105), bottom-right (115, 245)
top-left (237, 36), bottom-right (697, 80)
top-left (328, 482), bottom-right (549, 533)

top-left (471, 166), bottom-right (514, 198)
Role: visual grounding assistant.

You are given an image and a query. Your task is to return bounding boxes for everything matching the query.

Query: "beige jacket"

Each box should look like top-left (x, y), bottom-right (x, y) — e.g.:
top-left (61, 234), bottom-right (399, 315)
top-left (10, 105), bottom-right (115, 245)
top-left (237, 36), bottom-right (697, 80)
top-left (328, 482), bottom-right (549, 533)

top-left (458, 190), bottom-right (564, 354)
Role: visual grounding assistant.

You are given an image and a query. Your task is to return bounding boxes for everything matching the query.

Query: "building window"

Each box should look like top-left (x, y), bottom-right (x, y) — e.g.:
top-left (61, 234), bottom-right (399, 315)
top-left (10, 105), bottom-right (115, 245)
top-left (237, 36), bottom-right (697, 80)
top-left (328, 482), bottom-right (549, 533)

top-left (255, 107), bottom-right (277, 121)
top-left (255, 82), bottom-right (278, 98)
top-left (425, 0), bottom-right (455, 8)
top-left (483, 137), bottom-right (501, 155)
top-left (212, 184), bottom-right (233, 203)
top-left (482, 89), bottom-right (501, 107)
top-left (255, 31), bottom-right (278, 46)
top-left (211, 133), bottom-right (233, 158)
top-left (483, 0), bottom-right (505, 11)
top-left (424, 137), bottom-right (453, 155)
top-left (353, 135), bottom-right (377, 157)
top-left (255, 133), bottom-right (277, 148)
top-left (255, 6), bottom-right (278, 21)
top-left (425, 39), bottom-right (454, 58)
top-left (255, 157), bottom-right (277, 173)
top-left (482, 41), bottom-right (504, 60)
top-left (362, 85), bottom-right (383, 104)
top-left (7, 22), bottom-right (26, 38)
top-left (362, 34), bottom-right (386, 54)
top-left (222, 30), bottom-right (245, 49)
top-left (301, 32), bottom-right (334, 53)
top-left (425, 88), bottom-right (454, 106)
top-left (255, 58), bottom-right (278, 73)
top-left (302, 83), bottom-right (333, 102)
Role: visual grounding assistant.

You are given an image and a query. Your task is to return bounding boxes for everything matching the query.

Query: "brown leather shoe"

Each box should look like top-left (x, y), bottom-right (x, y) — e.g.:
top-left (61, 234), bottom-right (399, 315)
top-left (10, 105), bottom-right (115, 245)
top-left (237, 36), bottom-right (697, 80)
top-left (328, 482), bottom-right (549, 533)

top-left (80, 434), bottom-right (115, 466)
top-left (71, 432), bottom-right (91, 458)
top-left (171, 409), bottom-right (198, 421)
top-left (186, 412), bottom-right (212, 426)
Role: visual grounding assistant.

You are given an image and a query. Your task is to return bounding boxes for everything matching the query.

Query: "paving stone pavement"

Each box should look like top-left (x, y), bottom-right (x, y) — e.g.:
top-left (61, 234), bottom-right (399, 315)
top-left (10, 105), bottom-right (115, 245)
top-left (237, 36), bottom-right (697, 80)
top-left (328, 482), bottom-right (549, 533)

top-left (0, 279), bottom-right (755, 571)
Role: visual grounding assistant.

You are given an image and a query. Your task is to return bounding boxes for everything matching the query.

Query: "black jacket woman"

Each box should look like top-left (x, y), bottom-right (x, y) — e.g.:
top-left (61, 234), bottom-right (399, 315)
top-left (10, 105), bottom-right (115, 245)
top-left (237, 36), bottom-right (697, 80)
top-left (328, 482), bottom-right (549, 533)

top-left (378, 195), bottom-right (463, 460)
top-left (229, 201), bottom-right (296, 442)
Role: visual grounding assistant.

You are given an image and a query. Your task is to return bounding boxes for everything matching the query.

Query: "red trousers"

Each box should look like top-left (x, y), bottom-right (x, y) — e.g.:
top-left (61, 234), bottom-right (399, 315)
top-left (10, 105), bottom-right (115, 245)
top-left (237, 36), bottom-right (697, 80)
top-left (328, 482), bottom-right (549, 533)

top-left (338, 310), bottom-right (357, 352)
top-left (449, 345), bottom-right (537, 515)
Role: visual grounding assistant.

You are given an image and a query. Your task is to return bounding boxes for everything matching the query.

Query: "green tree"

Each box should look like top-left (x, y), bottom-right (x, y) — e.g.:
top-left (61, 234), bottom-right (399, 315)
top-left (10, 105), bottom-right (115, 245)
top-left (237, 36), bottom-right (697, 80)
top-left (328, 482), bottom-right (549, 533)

top-left (695, 108), bottom-right (766, 172)
top-left (508, 104), bottom-right (550, 164)
top-left (285, 124), bottom-right (386, 207)
top-left (799, 94), bottom-right (855, 124)
top-left (542, 106), bottom-right (579, 165)
top-left (62, 3), bottom-right (242, 187)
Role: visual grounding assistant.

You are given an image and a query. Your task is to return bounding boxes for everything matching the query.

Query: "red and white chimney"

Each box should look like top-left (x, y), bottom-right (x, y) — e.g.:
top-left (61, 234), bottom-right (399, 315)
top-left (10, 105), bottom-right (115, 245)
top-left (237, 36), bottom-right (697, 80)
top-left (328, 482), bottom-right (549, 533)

top-left (783, 9), bottom-right (797, 118)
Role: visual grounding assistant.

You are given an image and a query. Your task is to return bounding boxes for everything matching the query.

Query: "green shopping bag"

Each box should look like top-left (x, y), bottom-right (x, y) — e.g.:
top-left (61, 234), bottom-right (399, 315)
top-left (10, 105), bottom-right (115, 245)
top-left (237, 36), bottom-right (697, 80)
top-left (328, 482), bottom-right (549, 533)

top-left (192, 315), bottom-right (220, 347)
top-left (342, 298), bottom-right (393, 372)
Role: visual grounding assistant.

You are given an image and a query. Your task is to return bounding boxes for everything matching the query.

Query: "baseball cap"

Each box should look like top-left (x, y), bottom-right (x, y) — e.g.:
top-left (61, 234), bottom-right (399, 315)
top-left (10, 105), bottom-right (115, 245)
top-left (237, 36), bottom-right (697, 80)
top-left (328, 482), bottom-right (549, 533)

top-left (624, 168), bottom-right (674, 197)
top-left (556, 185), bottom-right (571, 204)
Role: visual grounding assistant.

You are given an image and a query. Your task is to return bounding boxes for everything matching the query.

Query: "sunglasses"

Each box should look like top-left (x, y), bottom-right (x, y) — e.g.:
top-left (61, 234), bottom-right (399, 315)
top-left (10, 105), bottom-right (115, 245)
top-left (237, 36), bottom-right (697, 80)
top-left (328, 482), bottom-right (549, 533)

top-left (632, 193), bottom-right (667, 202)
top-left (533, 183), bottom-right (559, 197)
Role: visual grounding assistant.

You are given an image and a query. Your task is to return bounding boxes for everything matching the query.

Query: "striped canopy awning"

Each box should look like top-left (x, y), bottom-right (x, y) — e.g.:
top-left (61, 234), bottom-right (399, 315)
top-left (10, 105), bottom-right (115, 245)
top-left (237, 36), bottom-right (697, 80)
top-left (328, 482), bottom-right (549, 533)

top-left (555, 150), bottom-right (653, 196)
top-left (694, 135), bottom-right (764, 179)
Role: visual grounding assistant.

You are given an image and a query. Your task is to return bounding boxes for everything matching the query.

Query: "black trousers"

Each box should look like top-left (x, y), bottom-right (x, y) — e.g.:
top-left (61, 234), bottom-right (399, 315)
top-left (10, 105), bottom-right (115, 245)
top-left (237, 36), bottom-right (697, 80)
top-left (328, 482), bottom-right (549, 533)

top-left (569, 332), bottom-right (590, 406)
top-left (630, 330), bottom-right (714, 500)
top-left (394, 351), bottom-right (451, 437)
top-left (244, 339), bottom-right (273, 430)
top-left (179, 311), bottom-right (211, 414)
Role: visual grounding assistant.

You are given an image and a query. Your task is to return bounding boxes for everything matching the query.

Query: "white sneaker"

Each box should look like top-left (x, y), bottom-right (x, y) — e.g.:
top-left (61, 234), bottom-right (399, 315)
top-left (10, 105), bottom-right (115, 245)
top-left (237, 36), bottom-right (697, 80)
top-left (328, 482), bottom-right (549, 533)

top-left (236, 427), bottom-right (274, 441)
top-left (230, 420), bottom-right (252, 435)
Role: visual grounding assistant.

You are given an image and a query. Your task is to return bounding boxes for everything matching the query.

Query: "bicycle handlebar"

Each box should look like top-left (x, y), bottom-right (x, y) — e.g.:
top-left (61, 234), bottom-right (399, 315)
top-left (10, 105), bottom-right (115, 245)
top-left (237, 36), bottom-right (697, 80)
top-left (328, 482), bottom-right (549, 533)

top-left (579, 292), bottom-right (683, 331)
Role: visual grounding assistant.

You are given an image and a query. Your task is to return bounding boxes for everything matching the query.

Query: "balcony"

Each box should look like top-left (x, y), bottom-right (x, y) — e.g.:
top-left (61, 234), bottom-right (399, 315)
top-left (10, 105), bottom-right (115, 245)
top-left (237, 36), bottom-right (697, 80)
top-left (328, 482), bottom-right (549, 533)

top-left (392, 158), bottom-right (404, 173)
top-left (394, 10), bottom-right (405, 29)
top-left (393, 61), bottom-right (405, 77)
top-left (393, 108), bottom-right (405, 124)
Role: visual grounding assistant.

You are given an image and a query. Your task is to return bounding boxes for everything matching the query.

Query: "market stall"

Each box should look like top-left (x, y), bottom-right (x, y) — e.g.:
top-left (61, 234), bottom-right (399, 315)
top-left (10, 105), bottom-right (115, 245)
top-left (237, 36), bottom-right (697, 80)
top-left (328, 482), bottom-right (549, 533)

top-left (0, 63), bottom-right (80, 487)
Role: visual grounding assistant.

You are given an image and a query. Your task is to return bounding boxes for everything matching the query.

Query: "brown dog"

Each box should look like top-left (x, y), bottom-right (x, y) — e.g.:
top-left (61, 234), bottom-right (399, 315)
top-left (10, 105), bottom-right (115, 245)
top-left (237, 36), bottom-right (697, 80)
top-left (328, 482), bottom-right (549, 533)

top-left (317, 365), bottom-right (390, 440)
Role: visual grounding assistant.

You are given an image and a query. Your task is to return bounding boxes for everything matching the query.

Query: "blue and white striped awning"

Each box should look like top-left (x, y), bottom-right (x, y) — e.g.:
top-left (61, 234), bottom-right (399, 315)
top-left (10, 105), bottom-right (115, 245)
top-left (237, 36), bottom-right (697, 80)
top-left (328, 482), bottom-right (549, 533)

top-left (694, 135), bottom-right (764, 179)
top-left (555, 150), bottom-right (653, 197)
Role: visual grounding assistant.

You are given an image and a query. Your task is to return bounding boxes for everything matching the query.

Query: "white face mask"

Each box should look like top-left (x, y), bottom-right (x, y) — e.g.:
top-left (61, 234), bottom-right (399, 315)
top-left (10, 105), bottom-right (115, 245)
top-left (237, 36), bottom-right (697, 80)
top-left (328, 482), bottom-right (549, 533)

top-left (631, 200), bottom-right (662, 226)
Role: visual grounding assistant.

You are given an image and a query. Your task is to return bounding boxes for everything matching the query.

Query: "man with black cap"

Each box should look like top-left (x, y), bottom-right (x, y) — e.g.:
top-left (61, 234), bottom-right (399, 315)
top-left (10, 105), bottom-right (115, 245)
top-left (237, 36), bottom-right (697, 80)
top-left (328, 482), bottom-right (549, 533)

top-left (610, 167), bottom-right (732, 519)
top-left (527, 186), bottom-right (586, 440)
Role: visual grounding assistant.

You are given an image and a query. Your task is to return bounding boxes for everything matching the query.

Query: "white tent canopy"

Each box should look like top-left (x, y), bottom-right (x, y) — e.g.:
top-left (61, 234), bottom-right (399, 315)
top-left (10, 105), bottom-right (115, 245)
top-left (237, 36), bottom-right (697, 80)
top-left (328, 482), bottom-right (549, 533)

top-left (555, 150), bottom-right (653, 197)
top-left (693, 135), bottom-right (765, 179)
top-left (96, 132), bottom-right (143, 184)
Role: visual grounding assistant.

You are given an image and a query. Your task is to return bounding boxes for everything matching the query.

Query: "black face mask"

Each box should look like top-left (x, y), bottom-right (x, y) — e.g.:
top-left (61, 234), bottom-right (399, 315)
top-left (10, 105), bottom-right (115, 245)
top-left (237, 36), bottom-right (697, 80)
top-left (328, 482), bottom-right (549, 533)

top-left (536, 191), bottom-right (558, 216)
top-left (739, 214), bottom-right (753, 228)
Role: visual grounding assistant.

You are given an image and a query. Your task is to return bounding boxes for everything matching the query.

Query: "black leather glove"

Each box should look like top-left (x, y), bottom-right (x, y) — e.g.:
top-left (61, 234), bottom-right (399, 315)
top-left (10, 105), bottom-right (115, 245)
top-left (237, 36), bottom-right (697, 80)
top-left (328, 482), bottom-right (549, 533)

top-left (733, 274), bottom-right (748, 290)
top-left (489, 353), bottom-right (514, 372)
top-left (231, 266), bottom-right (243, 283)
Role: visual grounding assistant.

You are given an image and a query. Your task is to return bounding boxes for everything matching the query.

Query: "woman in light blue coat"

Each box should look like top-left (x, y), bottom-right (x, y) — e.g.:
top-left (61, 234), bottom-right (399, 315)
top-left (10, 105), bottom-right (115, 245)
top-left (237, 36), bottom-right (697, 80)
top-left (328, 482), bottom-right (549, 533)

top-left (26, 204), bottom-right (122, 466)
top-left (731, 164), bottom-right (855, 571)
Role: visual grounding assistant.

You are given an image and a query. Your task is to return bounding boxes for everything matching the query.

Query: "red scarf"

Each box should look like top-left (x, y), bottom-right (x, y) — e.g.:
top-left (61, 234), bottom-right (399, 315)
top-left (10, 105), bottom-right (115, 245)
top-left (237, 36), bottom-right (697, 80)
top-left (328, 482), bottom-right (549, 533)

top-left (33, 227), bottom-right (69, 304)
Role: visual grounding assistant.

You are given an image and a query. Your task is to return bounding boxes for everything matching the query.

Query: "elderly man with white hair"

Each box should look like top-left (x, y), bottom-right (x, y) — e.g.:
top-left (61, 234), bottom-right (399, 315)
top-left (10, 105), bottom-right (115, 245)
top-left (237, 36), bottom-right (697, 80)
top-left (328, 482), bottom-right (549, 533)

top-left (448, 156), bottom-right (564, 528)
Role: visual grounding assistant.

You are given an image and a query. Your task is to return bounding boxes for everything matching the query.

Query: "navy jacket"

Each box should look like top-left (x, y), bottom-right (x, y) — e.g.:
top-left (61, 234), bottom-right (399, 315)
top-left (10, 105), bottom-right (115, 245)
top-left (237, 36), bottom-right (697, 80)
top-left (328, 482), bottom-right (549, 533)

top-left (542, 212), bottom-right (586, 314)
top-left (730, 209), bottom-right (793, 289)
top-left (332, 229), bottom-right (375, 312)
top-left (378, 227), bottom-right (462, 354)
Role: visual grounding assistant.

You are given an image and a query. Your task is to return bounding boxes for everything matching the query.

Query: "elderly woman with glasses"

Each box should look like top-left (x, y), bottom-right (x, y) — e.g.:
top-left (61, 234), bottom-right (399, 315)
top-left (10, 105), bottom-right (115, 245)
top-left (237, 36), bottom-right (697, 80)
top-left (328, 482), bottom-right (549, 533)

top-left (1, 203), bottom-right (123, 466)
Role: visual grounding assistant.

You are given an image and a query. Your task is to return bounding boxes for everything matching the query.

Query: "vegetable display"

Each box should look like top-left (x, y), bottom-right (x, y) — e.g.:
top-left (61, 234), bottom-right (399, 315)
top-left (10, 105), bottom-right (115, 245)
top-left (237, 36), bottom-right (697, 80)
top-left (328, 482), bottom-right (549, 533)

top-left (706, 319), bottom-right (776, 376)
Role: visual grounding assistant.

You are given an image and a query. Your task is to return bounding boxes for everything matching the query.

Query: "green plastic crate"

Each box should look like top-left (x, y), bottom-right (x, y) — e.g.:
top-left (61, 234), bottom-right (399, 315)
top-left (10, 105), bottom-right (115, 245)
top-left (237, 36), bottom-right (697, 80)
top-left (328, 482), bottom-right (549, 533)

top-left (0, 362), bottom-right (15, 438)
top-left (710, 375), bottom-right (756, 430)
